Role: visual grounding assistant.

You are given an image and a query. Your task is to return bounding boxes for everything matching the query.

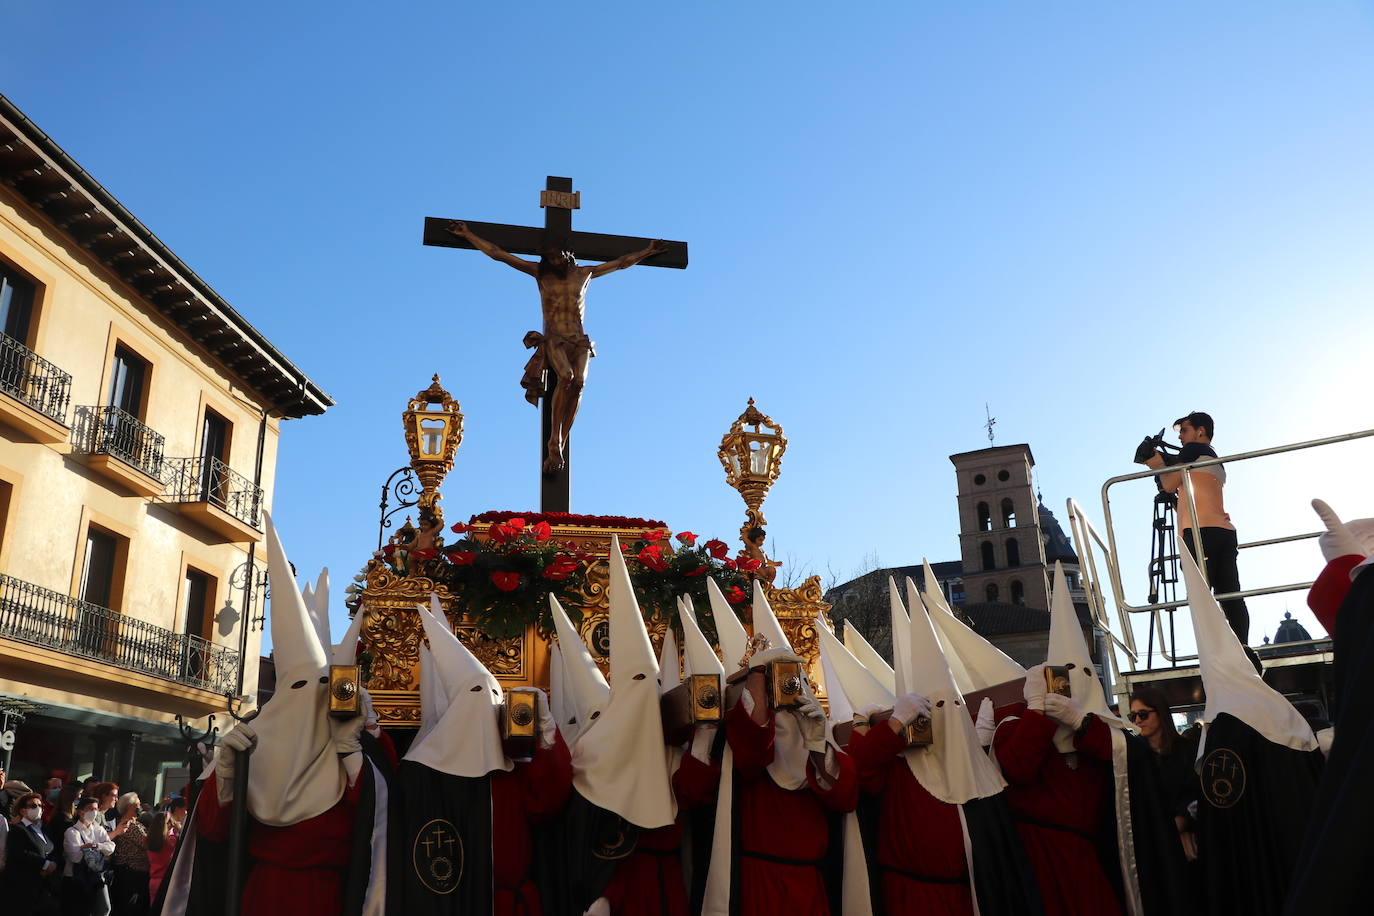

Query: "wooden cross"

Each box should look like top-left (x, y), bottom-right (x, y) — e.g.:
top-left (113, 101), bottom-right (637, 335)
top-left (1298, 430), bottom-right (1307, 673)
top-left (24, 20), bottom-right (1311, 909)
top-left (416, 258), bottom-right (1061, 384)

top-left (423, 177), bottom-right (687, 512)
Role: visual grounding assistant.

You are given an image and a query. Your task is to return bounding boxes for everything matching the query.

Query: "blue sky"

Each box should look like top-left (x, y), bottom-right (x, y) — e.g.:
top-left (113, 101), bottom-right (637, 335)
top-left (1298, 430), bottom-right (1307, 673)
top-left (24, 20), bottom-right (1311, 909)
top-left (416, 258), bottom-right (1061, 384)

top-left (5, 2), bottom-right (1374, 658)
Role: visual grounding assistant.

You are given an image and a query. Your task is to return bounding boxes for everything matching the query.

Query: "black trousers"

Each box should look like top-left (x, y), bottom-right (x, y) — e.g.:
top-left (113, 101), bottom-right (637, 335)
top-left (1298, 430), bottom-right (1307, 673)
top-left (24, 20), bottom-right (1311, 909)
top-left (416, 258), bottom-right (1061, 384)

top-left (1183, 527), bottom-right (1250, 644)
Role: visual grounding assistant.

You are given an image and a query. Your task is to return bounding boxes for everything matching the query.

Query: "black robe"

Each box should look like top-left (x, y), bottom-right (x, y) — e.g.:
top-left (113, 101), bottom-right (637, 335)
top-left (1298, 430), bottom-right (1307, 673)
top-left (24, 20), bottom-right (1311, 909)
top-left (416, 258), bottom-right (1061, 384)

top-left (533, 788), bottom-right (641, 916)
top-left (1196, 713), bottom-right (1322, 916)
top-left (1283, 566), bottom-right (1374, 913)
top-left (394, 760), bottom-right (494, 916)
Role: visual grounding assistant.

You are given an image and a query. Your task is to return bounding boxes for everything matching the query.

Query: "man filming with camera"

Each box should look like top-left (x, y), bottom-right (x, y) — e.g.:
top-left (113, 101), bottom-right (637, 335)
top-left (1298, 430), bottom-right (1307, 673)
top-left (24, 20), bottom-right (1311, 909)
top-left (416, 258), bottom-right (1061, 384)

top-left (1135, 411), bottom-right (1259, 670)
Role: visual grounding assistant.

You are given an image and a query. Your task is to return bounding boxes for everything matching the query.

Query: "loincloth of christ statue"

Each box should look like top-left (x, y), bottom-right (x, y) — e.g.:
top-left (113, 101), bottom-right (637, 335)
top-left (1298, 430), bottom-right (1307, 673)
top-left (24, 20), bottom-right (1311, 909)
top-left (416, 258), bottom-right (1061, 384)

top-left (448, 221), bottom-right (667, 473)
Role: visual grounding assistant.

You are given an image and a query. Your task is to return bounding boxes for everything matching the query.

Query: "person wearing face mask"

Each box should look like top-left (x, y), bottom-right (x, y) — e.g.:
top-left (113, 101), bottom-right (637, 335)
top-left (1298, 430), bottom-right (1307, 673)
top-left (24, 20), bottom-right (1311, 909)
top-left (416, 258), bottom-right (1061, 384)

top-left (9, 791), bottom-right (60, 916)
top-left (63, 796), bottom-right (114, 916)
top-left (162, 515), bottom-right (391, 916)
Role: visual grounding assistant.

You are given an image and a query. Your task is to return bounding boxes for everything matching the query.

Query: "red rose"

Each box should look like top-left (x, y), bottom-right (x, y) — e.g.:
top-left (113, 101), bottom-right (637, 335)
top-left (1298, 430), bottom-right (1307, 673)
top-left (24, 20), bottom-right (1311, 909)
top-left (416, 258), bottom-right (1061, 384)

top-left (532, 521), bottom-right (552, 541)
top-left (723, 558), bottom-right (737, 571)
top-left (704, 539), bottom-right (729, 559)
top-left (642, 529), bottom-right (665, 542)
top-left (737, 557), bottom-right (762, 573)
top-left (491, 571), bottom-right (520, 592)
top-left (446, 551), bottom-right (476, 566)
top-left (507, 518), bottom-right (526, 531)
top-left (488, 522), bottom-right (511, 544)
top-left (676, 531), bottom-right (698, 546)
top-left (684, 565), bottom-right (709, 577)
top-left (542, 557), bottom-right (579, 580)
top-left (726, 586), bottom-right (746, 604)
top-left (450, 522), bottom-right (473, 534)
top-left (640, 542), bottom-right (664, 556)
top-left (637, 547), bottom-right (669, 572)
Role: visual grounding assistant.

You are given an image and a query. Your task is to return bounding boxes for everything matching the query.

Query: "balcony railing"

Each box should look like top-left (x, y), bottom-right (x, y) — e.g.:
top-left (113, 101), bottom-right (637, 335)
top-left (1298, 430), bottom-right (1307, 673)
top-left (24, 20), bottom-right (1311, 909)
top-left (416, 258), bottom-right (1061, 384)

top-left (0, 573), bottom-right (239, 695)
top-left (163, 456), bottom-right (263, 529)
top-left (0, 333), bottom-right (72, 425)
top-left (73, 405), bottom-right (166, 480)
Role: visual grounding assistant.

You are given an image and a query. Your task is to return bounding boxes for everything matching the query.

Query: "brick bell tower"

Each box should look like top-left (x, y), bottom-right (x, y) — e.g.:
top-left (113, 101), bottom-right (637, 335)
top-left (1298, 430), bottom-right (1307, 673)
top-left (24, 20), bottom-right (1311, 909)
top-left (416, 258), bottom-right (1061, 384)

top-left (949, 444), bottom-right (1051, 610)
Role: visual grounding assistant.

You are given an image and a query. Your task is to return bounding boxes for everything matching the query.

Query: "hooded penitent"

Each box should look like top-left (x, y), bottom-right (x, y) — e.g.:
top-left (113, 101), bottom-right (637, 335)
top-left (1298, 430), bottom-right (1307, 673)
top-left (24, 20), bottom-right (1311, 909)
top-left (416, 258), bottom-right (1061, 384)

top-left (706, 577), bottom-right (750, 674)
top-left (549, 594), bottom-right (611, 745)
top-left (1181, 548), bottom-right (1322, 916)
top-left (1046, 561), bottom-right (1124, 753)
top-left (887, 578), bottom-right (912, 697)
top-left (919, 559), bottom-right (1026, 694)
top-left (250, 512), bottom-right (347, 827)
top-left (842, 621), bottom-right (896, 695)
top-left (416, 595), bottom-right (452, 746)
top-left (818, 622), bottom-right (895, 721)
top-left (569, 535), bottom-right (677, 831)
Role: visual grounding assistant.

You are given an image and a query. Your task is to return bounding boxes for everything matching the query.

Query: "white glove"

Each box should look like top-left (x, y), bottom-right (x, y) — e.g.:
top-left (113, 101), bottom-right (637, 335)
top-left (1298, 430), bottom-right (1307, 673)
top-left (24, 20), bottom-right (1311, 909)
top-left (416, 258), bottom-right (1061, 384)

top-left (1316, 726), bottom-right (1334, 758)
top-left (749, 647), bottom-right (804, 669)
top-left (893, 693), bottom-right (931, 728)
top-left (531, 688), bottom-right (557, 749)
top-left (793, 695), bottom-right (827, 750)
top-left (690, 723), bottom-right (718, 763)
top-left (1313, 499), bottom-right (1374, 562)
top-left (1022, 664), bottom-right (1047, 712)
top-left (362, 690), bottom-right (381, 738)
top-left (215, 722), bottom-right (256, 803)
top-left (1043, 693), bottom-right (1086, 731)
top-left (329, 711), bottom-right (365, 757)
top-left (583, 897), bottom-right (611, 916)
top-left (975, 697), bottom-right (996, 748)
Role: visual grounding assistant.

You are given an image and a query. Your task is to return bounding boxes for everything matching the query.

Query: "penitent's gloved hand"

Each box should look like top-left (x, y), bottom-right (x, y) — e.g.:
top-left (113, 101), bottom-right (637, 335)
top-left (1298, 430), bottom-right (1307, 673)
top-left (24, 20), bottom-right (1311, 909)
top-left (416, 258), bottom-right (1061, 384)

top-left (1022, 664), bottom-right (1047, 712)
top-left (975, 697), bottom-right (996, 748)
top-left (529, 688), bottom-right (557, 749)
top-left (215, 722), bottom-right (257, 804)
top-left (1044, 693), bottom-right (1086, 732)
top-left (1313, 499), bottom-right (1374, 562)
top-left (893, 693), bottom-right (931, 728)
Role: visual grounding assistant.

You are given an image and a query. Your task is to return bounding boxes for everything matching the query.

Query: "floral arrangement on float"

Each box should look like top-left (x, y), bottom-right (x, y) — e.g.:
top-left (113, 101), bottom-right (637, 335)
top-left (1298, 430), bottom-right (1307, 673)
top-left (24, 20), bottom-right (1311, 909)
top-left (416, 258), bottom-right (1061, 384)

top-left (345, 512), bottom-right (754, 641)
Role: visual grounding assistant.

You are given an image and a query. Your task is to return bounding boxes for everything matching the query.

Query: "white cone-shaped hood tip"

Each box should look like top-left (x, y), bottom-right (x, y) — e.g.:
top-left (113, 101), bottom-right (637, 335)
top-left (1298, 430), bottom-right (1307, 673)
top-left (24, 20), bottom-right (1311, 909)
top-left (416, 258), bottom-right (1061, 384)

top-left (905, 577), bottom-right (974, 695)
top-left (817, 620), bottom-right (894, 714)
top-left (331, 600), bottom-right (367, 667)
top-left (415, 595), bottom-right (455, 744)
top-left (750, 580), bottom-right (792, 652)
top-left (1182, 550), bottom-right (1316, 751)
top-left (660, 606), bottom-right (682, 695)
top-left (708, 577), bottom-right (750, 672)
top-left (843, 622), bottom-right (896, 695)
top-left (680, 595), bottom-right (726, 678)
top-left (1047, 561), bottom-right (1125, 740)
top-left (549, 594), bottom-right (609, 743)
top-left (549, 638), bottom-right (570, 742)
top-left (921, 559), bottom-right (1025, 693)
top-left (250, 511), bottom-right (342, 826)
top-left (817, 621), bottom-right (861, 749)
top-left (301, 580), bottom-right (318, 638)
top-left (314, 568), bottom-right (332, 644)
top-left (903, 582), bottom-right (1006, 803)
top-left (572, 535), bottom-right (676, 829)
top-left (888, 577), bottom-right (913, 698)
top-left (429, 593), bottom-right (453, 633)
top-left (405, 602), bottom-right (511, 776)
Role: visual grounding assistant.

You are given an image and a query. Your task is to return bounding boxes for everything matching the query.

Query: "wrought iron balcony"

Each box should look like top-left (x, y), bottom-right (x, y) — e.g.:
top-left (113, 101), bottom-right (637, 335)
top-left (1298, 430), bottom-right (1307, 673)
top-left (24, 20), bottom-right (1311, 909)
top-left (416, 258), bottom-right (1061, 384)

top-left (0, 573), bottom-right (240, 695)
top-left (73, 405), bottom-right (166, 482)
top-left (163, 456), bottom-right (263, 537)
top-left (0, 333), bottom-right (72, 436)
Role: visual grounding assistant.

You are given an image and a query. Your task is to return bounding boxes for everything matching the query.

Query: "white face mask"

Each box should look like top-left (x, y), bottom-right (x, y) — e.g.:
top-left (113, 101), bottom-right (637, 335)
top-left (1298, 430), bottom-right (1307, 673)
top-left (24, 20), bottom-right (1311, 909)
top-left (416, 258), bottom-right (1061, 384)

top-left (81, 809), bottom-right (98, 825)
top-left (23, 805), bottom-right (42, 823)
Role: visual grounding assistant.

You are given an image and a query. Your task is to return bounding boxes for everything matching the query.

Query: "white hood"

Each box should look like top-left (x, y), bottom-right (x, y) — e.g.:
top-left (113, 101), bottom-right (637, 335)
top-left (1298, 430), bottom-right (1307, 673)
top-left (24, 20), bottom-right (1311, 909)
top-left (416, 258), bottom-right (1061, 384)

top-left (679, 595), bottom-right (727, 679)
top-left (905, 578), bottom-right (975, 696)
top-left (1183, 550), bottom-right (1317, 752)
top-left (570, 536), bottom-right (677, 829)
top-left (818, 621), bottom-right (895, 715)
top-left (888, 577), bottom-right (913, 697)
top-left (415, 594), bottom-right (452, 746)
top-left (843, 622), bottom-right (896, 695)
top-left (661, 605), bottom-right (683, 694)
top-left (403, 601), bottom-right (511, 777)
top-left (921, 559), bottom-right (1025, 693)
top-left (750, 582), bottom-right (816, 790)
top-left (549, 595), bottom-right (610, 744)
top-left (902, 585), bottom-right (1006, 804)
top-left (750, 579), bottom-right (791, 650)
top-left (1047, 561), bottom-right (1125, 751)
top-left (707, 578), bottom-right (750, 674)
top-left (251, 512), bottom-right (345, 826)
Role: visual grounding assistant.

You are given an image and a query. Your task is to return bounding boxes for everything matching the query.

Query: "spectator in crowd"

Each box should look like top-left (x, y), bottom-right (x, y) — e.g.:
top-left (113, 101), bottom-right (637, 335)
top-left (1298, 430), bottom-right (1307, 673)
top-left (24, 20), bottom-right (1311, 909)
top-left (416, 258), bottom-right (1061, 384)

top-left (63, 795), bottom-right (114, 916)
top-left (48, 784), bottom-right (82, 851)
top-left (8, 790), bottom-right (59, 916)
top-left (109, 792), bottom-right (149, 916)
top-left (1129, 686), bottom-right (1202, 863)
top-left (90, 784), bottom-right (118, 832)
top-left (143, 811), bottom-right (178, 904)
top-left (44, 775), bottom-right (66, 824)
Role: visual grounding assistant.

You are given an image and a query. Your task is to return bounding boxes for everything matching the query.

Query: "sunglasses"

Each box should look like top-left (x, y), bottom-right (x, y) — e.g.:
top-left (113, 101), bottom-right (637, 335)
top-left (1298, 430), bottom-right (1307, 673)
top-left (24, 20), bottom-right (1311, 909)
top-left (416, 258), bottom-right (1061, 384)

top-left (1126, 710), bottom-right (1155, 722)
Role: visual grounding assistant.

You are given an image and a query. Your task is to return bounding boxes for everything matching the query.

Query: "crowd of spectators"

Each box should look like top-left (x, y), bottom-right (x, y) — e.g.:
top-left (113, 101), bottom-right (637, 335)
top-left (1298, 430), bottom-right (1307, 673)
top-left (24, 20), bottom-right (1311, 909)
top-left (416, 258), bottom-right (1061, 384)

top-left (0, 768), bottom-right (187, 916)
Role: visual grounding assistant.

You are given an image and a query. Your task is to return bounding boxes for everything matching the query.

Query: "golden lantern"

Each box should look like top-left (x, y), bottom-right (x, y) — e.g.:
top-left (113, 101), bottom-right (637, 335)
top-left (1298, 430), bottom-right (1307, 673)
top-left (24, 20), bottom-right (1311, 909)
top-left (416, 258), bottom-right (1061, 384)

top-left (402, 374), bottom-right (463, 525)
top-left (718, 399), bottom-right (787, 584)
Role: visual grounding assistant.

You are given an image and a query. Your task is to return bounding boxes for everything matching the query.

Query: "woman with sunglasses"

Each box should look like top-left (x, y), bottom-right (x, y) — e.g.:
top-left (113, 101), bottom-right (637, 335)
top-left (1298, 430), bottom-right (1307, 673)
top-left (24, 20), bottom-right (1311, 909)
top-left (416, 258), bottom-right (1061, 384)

top-left (1127, 687), bottom-right (1201, 863)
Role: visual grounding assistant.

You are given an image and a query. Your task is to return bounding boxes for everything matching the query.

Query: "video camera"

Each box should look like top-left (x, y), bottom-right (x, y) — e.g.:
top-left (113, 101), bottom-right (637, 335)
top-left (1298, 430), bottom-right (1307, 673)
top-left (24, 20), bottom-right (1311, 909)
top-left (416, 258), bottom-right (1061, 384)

top-left (1132, 427), bottom-right (1183, 467)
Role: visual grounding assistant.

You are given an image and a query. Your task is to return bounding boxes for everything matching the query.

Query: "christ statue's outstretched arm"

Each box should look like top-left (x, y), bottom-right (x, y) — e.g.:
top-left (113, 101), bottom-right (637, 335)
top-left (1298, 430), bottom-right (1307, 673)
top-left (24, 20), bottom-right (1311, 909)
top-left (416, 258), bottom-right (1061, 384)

top-left (589, 238), bottom-right (668, 277)
top-left (446, 221), bottom-right (538, 276)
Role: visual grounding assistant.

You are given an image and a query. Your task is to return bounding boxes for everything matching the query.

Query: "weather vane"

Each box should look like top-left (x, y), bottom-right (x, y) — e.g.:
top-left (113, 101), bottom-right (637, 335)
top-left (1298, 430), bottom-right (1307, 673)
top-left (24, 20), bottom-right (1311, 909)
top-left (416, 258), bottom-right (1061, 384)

top-left (984, 403), bottom-right (997, 446)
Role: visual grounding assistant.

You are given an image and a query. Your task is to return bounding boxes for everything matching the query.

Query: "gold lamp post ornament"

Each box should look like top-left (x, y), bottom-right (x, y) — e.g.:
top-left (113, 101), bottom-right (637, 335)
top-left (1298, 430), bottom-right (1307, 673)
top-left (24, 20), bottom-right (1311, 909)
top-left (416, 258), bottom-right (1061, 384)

top-left (402, 374), bottom-right (464, 532)
top-left (718, 398), bottom-right (786, 585)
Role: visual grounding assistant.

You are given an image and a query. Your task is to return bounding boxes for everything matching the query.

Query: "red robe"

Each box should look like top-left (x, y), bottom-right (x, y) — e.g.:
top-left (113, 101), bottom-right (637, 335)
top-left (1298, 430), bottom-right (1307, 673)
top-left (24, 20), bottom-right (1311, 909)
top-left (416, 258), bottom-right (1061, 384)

top-left (600, 750), bottom-right (722, 916)
top-left (848, 724), bottom-right (974, 916)
top-left (491, 732), bottom-right (574, 916)
top-left (727, 699), bottom-right (859, 916)
top-left (992, 708), bottom-right (1121, 916)
top-left (198, 771), bottom-right (362, 916)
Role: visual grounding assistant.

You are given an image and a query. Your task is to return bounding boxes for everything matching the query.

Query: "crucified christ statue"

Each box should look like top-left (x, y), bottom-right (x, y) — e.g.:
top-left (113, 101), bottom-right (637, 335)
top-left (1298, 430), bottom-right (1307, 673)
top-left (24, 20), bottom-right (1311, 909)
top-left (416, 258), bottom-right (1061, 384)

top-left (447, 220), bottom-right (667, 472)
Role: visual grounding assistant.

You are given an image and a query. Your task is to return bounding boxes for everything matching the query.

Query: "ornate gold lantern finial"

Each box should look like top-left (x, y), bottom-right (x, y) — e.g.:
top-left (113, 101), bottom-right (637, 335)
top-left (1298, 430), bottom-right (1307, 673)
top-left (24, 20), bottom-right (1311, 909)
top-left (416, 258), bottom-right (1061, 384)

top-left (402, 374), bottom-right (464, 526)
top-left (718, 398), bottom-right (787, 584)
